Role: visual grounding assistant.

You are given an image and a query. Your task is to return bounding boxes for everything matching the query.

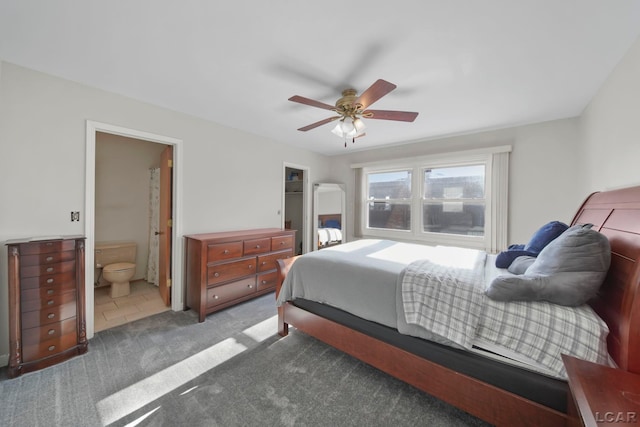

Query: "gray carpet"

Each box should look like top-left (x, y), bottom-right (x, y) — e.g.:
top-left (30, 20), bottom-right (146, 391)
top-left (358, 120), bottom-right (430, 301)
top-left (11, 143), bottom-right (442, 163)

top-left (0, 294), bottom-right (489, 426)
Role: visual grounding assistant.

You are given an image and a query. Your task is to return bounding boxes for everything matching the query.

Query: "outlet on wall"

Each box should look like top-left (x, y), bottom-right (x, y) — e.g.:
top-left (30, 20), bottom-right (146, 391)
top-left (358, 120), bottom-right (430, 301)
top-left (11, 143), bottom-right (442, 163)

top-left (71, 211), bottom-right (80, 222)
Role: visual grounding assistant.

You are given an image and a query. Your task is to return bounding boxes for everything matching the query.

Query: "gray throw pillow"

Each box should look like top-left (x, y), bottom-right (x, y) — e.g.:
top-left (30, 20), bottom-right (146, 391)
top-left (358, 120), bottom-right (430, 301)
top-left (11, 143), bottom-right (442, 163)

top-left (507, 256), bottom-right (536, 275)
top-left (486, 224), bottom-right (611, 306)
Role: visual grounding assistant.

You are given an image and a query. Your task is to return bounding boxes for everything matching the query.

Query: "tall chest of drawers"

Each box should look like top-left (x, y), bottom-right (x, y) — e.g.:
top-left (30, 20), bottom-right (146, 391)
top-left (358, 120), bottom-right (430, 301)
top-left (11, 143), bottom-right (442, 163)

top-left (6, 236), bottom-right (88, 378)
top-left (185, 228), bottom-right (296, 322)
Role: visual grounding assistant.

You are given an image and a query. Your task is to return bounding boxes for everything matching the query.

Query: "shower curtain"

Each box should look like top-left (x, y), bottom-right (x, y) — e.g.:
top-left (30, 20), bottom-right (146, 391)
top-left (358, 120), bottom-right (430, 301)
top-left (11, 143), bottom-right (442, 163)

top-left (146, 168), bottom-right (160, 286)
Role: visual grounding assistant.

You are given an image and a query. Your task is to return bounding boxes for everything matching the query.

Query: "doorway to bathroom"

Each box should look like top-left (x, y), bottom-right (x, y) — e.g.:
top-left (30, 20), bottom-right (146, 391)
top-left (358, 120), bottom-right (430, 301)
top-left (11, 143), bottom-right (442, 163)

top-left (92, 132), bottom-right (173, 332)
top-left (84, 120), bottom-right (184, 339)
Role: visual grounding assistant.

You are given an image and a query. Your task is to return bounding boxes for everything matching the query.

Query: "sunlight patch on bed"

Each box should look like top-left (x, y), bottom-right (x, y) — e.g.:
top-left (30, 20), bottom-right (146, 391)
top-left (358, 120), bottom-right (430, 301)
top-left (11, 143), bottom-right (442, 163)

top-left (326, 239), bottom-right (386, 252)
top-left (364, 243), bottom-right (481, 270)
top-left (428, 246), bottom-right (481, 269)
top-left (366, 243), bottom-right (435, 264)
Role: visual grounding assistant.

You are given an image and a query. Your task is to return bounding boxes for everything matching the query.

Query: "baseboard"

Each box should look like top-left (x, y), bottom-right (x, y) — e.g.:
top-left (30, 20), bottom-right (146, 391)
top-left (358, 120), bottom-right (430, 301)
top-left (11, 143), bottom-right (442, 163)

top-left (0, 353), bottom-right (8, 367)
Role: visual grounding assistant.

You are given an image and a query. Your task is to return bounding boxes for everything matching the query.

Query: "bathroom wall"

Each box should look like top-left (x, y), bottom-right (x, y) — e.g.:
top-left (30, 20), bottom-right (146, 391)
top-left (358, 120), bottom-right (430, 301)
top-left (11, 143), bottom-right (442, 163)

top-left (95, 132), bottom-right (167, 281)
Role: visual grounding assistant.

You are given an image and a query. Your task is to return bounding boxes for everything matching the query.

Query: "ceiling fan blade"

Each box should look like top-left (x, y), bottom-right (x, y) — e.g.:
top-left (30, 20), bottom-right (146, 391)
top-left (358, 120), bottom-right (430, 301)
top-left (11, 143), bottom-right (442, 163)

top-left (298, 116), bottom-right (341, 132)
top-left (288, 95), bottom-right (336, 111)
top-left (355, 79), bottom-right (397, 110)
top-left (364, 109), bottom-right (419, 122)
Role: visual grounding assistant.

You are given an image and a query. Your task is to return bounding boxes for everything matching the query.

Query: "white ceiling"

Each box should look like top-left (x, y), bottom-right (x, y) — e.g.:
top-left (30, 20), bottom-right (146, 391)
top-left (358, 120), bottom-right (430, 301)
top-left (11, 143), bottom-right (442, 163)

top-left (1, 1), bottom-right (640, 156)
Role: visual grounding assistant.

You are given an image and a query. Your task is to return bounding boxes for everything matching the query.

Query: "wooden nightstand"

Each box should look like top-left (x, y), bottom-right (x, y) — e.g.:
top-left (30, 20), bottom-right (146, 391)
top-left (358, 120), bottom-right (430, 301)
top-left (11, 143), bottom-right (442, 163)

top-left (563, 354), bottom-right (640, 427)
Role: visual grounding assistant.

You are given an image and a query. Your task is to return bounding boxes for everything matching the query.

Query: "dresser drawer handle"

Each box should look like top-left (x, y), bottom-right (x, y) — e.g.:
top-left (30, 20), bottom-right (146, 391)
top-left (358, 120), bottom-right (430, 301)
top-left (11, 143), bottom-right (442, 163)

top-left (47, 278), bottom-right (54, 284)
top-left (46, 242), bottom-right (53, 246)
top-left (261, 261), bottom-right (267, 266)
top-left (48, 329), bottom-right (55, 335)
top-left (46, 267), bottom-right (54, 273)
top-left (48, 345), bottom-right (56, 352)
top-left (47, 313), bottom-right (55, 319)
top-left (248, 264), bottom-right (254, 269)
top-left (223, 249), bottom-right (229, 254)
top-left (255, 245), bottom-right (260, 249)
top-left (47, 300), bottom-right (54, 306)
top-left (213, 295), bottom-right (219, 300)
top-left (214, 272), bottom-right (220, 278)
top-left (46, 256), bottom-right (54, 262)
top-left (247, 284), bottom-right (253, 289)
top-left (280, 241), bottom-right (285, 245)
top-left (261, 280), bottom-right (267, 284)
top-left (47, 289), bottom-right (54, 295)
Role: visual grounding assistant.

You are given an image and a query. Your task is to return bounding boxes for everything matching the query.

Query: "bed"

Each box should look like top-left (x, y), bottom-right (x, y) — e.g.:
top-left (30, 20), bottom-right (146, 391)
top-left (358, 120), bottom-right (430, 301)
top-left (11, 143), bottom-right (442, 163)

top-left (317, 213), bottom-right (343, 249)
top-left (275, 184), bottom-right (640, 426)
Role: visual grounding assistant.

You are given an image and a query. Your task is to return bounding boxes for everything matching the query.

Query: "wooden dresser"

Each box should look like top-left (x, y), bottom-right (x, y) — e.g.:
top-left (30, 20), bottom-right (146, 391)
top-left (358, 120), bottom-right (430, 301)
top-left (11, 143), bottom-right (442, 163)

top-left (185, 228), bottom-right (296, 322)
top-left (6, 236), bottom-right (88, 378)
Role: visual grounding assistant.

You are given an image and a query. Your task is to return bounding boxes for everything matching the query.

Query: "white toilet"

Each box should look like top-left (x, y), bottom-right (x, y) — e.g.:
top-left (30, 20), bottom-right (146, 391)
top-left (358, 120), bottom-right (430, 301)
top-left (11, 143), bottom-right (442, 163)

top-left (95, 241), bottom-right (137, 298)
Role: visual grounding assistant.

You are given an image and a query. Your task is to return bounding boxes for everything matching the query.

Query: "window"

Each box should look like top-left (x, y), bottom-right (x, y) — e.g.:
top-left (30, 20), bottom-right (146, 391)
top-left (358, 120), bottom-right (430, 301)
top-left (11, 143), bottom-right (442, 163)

top-left (356, 147), bottom-right (510, 252)
top-left (422, 165), bottom-right (485, 237)
top-left (367, 170), bottom-right (412, 231)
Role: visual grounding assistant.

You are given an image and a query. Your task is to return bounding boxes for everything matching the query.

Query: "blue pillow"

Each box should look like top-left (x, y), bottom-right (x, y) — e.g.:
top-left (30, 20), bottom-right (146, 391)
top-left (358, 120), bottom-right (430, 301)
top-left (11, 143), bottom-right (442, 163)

top-left (495, 221), bottom-right (568, 268)
top-left (323, 219), bottom-right (341, 229)
top-left (524, 221), bottom-right (569, 253)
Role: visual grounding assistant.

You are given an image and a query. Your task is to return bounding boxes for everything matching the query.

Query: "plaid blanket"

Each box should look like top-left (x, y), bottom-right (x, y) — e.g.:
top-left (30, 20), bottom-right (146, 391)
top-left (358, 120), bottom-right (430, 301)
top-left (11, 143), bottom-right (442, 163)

top-left (474, 299), bottom-right (611, 377)
top-left (401, 247), bottom-right (487, 349)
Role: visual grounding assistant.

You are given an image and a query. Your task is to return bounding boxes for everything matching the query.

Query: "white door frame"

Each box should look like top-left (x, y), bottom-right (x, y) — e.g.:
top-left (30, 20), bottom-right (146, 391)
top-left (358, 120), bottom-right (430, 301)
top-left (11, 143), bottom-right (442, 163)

top-left (85, 120), bottom-right (184, 339)
top-left (283, 162), bottom-right (310, 254)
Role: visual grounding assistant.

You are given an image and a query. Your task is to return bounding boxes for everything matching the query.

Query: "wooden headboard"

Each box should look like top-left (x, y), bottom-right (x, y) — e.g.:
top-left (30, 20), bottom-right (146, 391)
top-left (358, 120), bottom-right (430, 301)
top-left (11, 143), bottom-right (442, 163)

top-left (571, 185), bottom-right (640, 373)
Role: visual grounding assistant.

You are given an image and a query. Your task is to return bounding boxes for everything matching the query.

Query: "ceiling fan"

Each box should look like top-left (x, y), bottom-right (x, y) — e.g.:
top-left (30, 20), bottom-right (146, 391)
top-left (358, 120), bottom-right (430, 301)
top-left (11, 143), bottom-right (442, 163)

top-left (288, 79), bottom-right (418, 146)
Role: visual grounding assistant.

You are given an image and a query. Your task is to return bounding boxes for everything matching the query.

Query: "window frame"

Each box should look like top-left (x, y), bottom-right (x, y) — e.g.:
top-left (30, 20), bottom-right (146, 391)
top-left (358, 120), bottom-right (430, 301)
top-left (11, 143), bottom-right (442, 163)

top-left (365, 168), bottom-right (413, 233)
top-left (419, 160), bottom-right (488, 245)
top-left (356, 146), bottom-right (510, 252)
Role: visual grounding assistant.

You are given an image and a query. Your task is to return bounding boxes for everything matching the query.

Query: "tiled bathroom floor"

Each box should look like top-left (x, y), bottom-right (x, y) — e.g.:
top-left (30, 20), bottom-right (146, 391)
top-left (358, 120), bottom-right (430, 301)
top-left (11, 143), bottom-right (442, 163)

top-left (94, 280), bottom-right (170, 332)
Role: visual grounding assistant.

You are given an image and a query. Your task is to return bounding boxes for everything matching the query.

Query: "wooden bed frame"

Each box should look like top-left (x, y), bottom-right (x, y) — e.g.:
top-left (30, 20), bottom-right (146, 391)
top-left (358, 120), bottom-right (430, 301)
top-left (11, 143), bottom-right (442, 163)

top-left (276, 185), bottom-right (640, 427)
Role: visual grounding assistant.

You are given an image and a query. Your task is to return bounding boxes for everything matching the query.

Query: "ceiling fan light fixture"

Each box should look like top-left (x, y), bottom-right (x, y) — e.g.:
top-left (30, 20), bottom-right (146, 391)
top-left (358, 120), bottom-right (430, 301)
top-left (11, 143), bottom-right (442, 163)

top-left (340, 118), bottom-right (355, 134)
top-left (353, 117), bottom-right (365, 133)
top-left (331, 117), bottom-right (366, 139)
top-left (331, 121), bottom-right (345, 137)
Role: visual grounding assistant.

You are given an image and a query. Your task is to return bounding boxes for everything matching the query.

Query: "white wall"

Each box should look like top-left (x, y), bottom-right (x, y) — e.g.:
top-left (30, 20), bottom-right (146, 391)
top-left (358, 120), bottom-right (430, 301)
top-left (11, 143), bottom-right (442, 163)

top-left (329, 118), bottom-right (584, 247)
top-left (0, 62), bottom-right (331, 363)
top-left (579, 35), bottom-right (640, 193)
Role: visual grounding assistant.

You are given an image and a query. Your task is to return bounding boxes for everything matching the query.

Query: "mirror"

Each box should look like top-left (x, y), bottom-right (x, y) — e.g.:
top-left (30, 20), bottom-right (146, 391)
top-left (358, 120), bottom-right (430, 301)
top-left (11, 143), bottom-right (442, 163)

top-left (313, 183), bottom-right (346, 250)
